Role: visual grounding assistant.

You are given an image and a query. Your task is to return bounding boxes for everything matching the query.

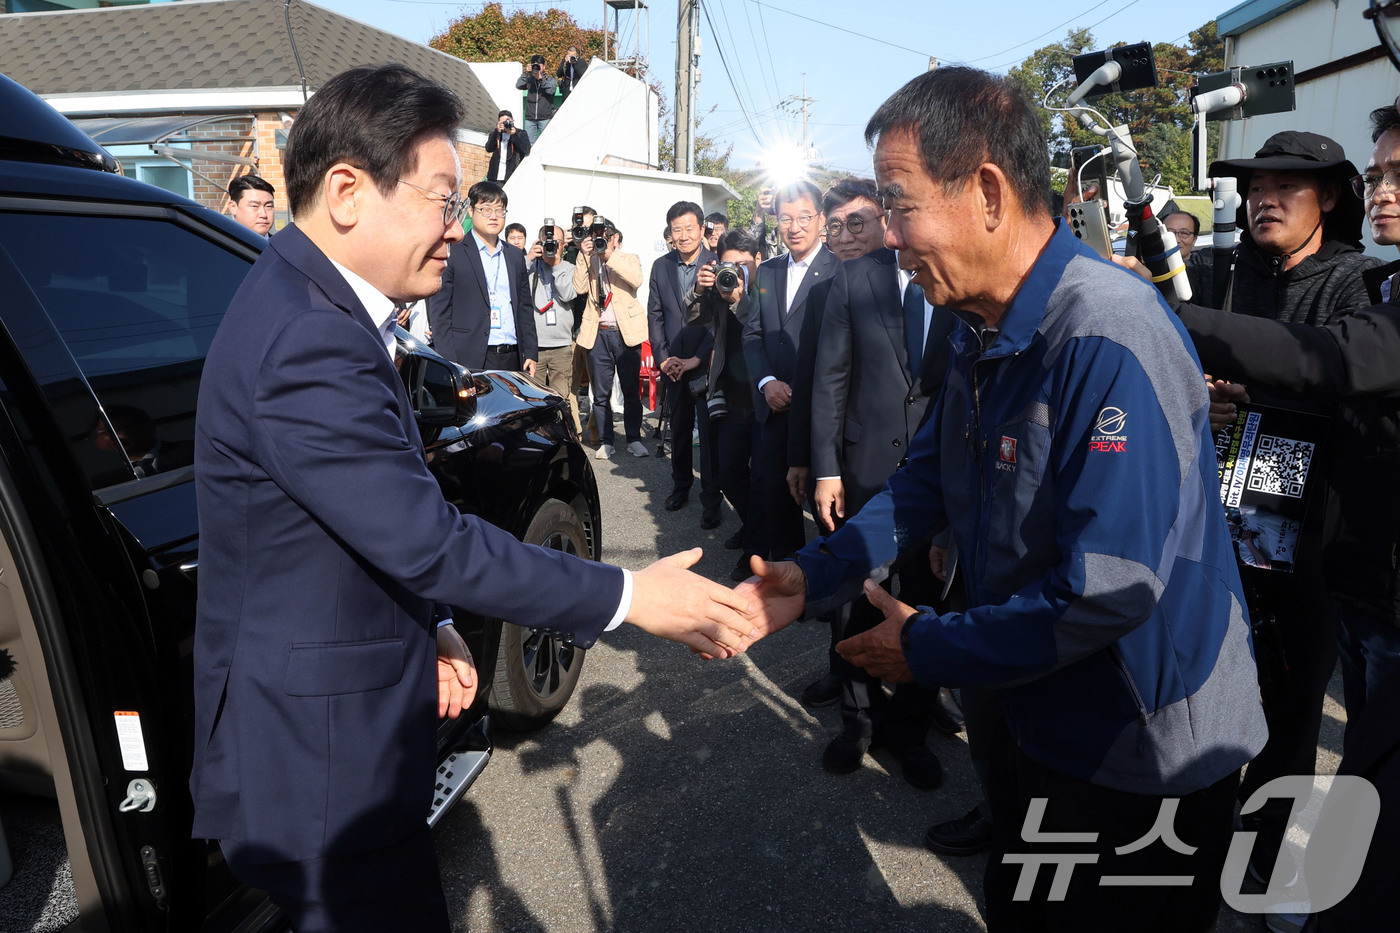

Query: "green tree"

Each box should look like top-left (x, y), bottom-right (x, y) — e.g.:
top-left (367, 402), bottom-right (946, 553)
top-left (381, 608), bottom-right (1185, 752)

top-left (430, 3), bottom-right (608, 72)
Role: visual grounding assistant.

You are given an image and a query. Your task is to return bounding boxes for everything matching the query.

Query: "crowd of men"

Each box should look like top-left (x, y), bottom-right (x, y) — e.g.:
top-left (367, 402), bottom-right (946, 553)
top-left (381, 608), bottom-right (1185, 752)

top-left (196, 51), bottom-right (1400, 932)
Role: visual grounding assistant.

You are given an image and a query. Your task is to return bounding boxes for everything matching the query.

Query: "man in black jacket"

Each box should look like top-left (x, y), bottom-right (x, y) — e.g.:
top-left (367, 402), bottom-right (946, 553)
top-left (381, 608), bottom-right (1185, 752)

top-left (650, 201), bottom-right (722, 525)
top-left (1170, 129), bottom-right (1382, 882)
top-left (516, 55), bottom-right (557, 141)
top-left (556, 47), bottom-right (588, 99)
top-left (485, 110), bottom-right (530, 183)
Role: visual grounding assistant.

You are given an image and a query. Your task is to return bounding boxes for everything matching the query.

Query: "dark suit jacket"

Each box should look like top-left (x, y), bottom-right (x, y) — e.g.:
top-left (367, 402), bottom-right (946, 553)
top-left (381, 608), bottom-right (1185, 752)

top-left (742, 245), bottom-right (840, 423)
top-left (648, 247), bottom-right (717, 372)
top-left (485, 127), bottom-right (530, 181)
top-left (787, 277), bottom-right (835, 470)
top-left (686, 286), bottom-right (754, 421)
top-left (428, 232), bottom-right (537, 370)
top-left (811, 248), bottom-right (956, 510)
top-left (191, 224), bottom-right (622, 863)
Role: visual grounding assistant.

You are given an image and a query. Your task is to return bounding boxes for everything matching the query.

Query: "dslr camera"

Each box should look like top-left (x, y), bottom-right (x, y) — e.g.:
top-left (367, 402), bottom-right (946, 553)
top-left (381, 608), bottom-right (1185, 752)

top-left (589, 218), bottom-right (612, 253)
top-left (704, 220), bottom-right (717, 239)
top-left (501, 117), bottom-right (514, 131)
top-left (571, 207), bottom-right (588, 242)
top-left (714, 261), bottom-right (743, 293)
top-left (707, 388), bottom-right (729, 421)
top-left (541, 218), bottom-right (558, 257)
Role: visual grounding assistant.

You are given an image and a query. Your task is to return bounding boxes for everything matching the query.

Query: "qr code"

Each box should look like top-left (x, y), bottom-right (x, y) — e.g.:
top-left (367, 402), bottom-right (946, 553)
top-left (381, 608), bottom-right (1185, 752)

top-left (1246, 435), bottom-right (1314, 498)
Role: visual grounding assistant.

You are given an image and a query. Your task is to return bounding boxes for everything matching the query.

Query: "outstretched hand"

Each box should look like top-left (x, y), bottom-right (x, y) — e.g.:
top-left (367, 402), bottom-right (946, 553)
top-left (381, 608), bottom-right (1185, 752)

top-left (729, 557), bottom-right (807, 650)
top-left (436, 624), bottom-right (479, 718)
top-left (835, 580), bottom-right (917, 683)
top-left (628, 548), bottom-right (756, 657)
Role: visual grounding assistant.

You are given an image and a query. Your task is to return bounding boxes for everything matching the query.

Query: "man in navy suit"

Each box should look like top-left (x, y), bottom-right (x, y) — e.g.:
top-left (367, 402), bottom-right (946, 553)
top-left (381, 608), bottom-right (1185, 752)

top-left (192, 64), bottom-right (755, 933)
top-left (742, 180), bottom-right (838, 560)
top-left (427, 180), bottom-right (536, 374)
top-left (649, 200), bottom-right (722, 525)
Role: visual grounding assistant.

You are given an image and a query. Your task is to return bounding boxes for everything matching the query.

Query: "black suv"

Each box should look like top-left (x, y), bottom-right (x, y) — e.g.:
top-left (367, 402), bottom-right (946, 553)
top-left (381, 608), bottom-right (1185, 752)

top-left (0, 73), bottom-right (601, 931)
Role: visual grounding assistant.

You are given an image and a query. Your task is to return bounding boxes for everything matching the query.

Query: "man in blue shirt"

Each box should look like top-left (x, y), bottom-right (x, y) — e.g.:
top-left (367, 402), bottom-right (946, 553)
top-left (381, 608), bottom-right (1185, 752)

top-left (427, 181), bottom-right (536, 374)
top-left (737, 66), bottom-right (1266, 932)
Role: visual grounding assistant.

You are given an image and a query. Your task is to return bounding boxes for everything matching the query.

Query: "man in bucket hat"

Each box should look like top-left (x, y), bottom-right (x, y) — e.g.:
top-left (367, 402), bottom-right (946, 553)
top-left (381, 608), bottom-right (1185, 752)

top-left (1176, 130), bottom-right (1383, 892)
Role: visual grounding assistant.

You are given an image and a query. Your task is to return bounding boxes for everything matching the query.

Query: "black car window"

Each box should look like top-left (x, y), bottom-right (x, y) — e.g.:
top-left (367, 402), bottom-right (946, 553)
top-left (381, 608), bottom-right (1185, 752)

top-left (0, 211), bottom-right (251, 487)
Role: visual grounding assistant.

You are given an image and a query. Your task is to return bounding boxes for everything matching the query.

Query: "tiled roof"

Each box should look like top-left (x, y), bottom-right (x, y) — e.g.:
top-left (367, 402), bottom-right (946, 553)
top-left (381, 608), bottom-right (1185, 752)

top-left (0, 0), bottom-right (496, 133)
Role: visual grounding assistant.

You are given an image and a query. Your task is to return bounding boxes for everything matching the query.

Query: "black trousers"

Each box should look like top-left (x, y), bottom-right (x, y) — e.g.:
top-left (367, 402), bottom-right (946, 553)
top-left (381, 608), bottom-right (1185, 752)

top-left (832, 538), bottom-right (939, 745)
top-left (665, 377), bottom-right (722, 509)
top-left (753, 411), bottom-right (805, 559)
top-left (983, 746), bottom-right (1239, 933)
top-left (1237, 535), bottom-right (1338, 835)
top-left (586, 328), bottom-right (642, 444)
top-left (221, 824), bottom-right (449, 933)
top-left (482, 344), bottom-right (521, 372)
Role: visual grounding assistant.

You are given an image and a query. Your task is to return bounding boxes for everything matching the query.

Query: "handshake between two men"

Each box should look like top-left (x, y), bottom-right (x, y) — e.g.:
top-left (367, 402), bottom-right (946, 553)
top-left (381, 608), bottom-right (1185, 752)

top-left (437, 549), bottom-right (913, 720)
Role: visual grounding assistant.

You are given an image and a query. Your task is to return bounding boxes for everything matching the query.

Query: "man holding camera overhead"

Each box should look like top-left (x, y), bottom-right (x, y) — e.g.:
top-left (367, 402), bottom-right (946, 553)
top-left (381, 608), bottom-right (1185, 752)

top-left (528, 221), bottom-right (581, 432)
top-left (517, 54), bottom-right (558, 142)
top-left (574, 219), bottom-right (648, 459)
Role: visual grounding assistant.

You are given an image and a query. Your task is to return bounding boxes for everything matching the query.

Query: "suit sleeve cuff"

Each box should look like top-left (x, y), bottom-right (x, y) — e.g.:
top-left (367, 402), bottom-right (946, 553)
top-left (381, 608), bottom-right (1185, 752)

top-left (757, 376), bottom-right (775, 390)
top-left (605, 568), bottom-right (633, 631)
top-left (816, 475), bottom-right (840, 481)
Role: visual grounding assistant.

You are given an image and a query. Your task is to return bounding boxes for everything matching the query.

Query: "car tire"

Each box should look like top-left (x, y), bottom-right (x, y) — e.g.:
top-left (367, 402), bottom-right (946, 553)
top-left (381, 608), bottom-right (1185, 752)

top-left (488, 498), bottom-right (590, 731)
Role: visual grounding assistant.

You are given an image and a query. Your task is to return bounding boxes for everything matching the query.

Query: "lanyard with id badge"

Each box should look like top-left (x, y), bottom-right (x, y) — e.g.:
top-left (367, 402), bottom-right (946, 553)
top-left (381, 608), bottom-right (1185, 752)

top-left (534, 260), bottom-right (558, 326)
top-left (487, 247), bottom-right (506, 331)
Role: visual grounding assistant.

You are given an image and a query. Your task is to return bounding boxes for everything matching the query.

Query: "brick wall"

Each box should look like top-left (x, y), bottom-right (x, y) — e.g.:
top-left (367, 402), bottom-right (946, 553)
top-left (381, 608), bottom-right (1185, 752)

top-left (182, 112), bottom-right (489, 227)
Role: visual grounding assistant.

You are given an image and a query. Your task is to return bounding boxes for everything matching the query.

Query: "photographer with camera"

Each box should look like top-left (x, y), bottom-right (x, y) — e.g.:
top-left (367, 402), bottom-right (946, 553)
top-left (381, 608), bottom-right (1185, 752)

top-left (486, 109), bottom-right (530, 183)
top-left (527, 221), bottom-right (581, 433)
top-left (574, 219), bottom-right (649, 459)
top-left (685, 230), bottom-right (762, 580)
top-left (557, 46), bottom-right (588, 100)
top-left (744, 187), bottom-right (784, 259)
top-left (650, 201), bottom-right (723, 525)
top-left (516, 54), bottom-right (558, 142)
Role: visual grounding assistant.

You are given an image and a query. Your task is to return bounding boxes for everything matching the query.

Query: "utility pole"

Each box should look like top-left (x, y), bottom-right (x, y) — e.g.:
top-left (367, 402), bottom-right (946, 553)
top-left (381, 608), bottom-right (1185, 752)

top-left (782, 74), bottom-right (817, 162)
top-left (674, 0), bottom-right (698, 173)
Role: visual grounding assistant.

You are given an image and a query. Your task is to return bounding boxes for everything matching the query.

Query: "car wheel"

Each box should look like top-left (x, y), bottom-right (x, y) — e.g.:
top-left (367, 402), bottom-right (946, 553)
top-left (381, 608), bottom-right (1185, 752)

top-left (488, 498), bottom-right (590, 731)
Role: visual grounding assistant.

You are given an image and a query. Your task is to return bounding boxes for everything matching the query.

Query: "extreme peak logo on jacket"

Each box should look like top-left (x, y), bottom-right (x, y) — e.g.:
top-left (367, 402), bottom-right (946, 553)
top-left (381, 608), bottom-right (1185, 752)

top-left (1091, 406), bottom-right (1127, 452)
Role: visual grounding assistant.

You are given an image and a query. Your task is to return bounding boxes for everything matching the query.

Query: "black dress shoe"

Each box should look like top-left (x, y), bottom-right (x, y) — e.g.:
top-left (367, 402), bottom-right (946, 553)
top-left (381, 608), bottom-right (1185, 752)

top-left (822, 731), bottom-right (870, 774)
top-left (723, 527), bottom-right (746, 550)
top-left (700, 506), bottom-right (722, 529)
top-left (801, 673), bottom-right (842, 708)
top-left (929, 686), bottom-right (965, 735)
top-left (882, 741), bottom-right (943, 790)
top-left (925, 806), bottom-right (994, 855)
top-left (664, 489), bottom-right (688, 511)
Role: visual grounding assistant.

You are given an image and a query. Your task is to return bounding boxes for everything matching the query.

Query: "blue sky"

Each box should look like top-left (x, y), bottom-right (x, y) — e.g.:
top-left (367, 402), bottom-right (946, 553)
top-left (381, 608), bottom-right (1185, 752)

top-left (317, 0), bottom-right (1234, 176)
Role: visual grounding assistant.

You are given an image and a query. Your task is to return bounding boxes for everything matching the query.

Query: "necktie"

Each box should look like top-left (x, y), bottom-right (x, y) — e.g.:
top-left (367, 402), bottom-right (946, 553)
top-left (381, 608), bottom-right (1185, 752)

top-left (903, 282), bottom-right (926, 375)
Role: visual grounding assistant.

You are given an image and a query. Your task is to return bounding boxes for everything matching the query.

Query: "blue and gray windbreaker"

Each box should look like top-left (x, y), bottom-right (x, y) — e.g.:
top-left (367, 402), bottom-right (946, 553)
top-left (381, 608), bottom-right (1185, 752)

top-left (796, 222), bottom-right (1267, 796)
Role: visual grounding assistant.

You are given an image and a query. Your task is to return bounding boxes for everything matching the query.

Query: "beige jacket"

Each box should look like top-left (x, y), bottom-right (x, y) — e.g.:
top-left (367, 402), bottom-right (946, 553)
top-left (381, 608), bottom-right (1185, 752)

top-left (574, 250), bottom-right (647, 349)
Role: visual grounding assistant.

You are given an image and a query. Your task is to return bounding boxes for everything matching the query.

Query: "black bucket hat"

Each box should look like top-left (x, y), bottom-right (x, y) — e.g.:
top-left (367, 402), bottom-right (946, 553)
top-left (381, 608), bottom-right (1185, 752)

top-left (1209, 131), bottom-right (1366, 247)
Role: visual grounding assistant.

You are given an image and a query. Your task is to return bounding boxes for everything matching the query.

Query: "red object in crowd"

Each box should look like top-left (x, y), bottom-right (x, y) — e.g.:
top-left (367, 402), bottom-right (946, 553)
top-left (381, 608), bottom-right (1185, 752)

top-left (639, 340), bottom-right (660, 410)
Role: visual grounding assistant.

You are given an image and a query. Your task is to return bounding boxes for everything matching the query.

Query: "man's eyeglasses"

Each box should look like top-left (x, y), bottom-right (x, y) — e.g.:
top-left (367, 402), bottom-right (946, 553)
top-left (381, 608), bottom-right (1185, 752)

top-left (1351, 169), bottom-right (1400, 200)
top-left (397, 179), bottom-right (468, 227)
top-left (472, 205), bottom-right (509, 220)
top-left (825, 215), bottom-right (871, 238)
top-left (777, 212), bottom-right (817, 230)
top-left (1166, 228), bottom-right (1197, 241)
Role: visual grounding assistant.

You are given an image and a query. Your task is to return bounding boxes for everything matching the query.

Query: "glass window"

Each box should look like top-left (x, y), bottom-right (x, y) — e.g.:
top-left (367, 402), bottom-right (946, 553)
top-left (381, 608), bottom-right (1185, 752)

top-left (0, 211), bottom-right (252, 486)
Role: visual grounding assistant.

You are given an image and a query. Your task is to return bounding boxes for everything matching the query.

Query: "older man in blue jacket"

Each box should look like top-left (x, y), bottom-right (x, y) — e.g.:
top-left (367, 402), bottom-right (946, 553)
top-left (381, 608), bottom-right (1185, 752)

top-left (739, 67), bottom-right (1266, 933)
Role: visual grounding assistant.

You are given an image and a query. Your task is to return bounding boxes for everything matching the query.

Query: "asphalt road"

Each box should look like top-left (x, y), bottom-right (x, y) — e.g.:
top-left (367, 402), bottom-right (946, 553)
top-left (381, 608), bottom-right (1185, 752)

top-left (435, 410), bottom-right (1346, 933)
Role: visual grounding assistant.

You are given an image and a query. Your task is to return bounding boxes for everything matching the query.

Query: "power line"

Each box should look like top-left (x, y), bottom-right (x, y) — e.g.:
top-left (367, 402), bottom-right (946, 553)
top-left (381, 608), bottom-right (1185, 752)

top-left (698, 0), bottom-right (766, 144)
top-left (744, 0), bottom-right (930, 59)
top-left (707, 0), bottom-right (767, 124)
top-left (982, 0), bottom-right (1150, 72)
top-left (749, 0), bottom-right (785, 119)
top-left (965, 0), bottom-right (1118, 63)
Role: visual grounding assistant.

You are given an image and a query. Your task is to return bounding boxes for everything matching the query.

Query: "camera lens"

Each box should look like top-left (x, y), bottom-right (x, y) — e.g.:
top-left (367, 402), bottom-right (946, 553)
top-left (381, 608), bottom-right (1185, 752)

top-left (716, 268), bottom-right (739, 291)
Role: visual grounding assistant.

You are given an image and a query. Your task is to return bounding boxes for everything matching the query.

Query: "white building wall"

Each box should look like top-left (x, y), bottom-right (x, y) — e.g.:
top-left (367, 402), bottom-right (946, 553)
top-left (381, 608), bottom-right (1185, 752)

top-left (1220, 0), bottom-right (1400, 256)
top-left (471, 57), bottom-right (734, 309)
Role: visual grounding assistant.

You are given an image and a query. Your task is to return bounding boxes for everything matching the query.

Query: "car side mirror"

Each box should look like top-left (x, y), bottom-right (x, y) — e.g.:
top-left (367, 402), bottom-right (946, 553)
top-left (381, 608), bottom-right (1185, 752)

top-left (403, 353), bottom-right (477, 426)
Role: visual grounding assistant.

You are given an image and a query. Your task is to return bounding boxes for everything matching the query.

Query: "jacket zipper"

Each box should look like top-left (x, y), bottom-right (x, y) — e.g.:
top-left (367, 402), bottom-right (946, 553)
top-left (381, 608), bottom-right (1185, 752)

top-left (1109, 643), bottom-right (1149, 724)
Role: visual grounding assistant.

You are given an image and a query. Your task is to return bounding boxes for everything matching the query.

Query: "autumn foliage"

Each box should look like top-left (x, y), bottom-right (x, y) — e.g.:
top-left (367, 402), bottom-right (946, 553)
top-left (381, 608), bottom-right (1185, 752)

top-left (430, 3), bottom-right (609, 70)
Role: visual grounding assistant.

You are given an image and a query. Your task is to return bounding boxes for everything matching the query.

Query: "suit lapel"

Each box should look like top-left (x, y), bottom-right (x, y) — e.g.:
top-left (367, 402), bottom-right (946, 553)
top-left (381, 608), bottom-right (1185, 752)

top-left (871, 251), bottom-right (912, 385)
top-left (272, 224), bottom-right (379, 341)
top-left (464, 234), bottom-right (491, 305)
